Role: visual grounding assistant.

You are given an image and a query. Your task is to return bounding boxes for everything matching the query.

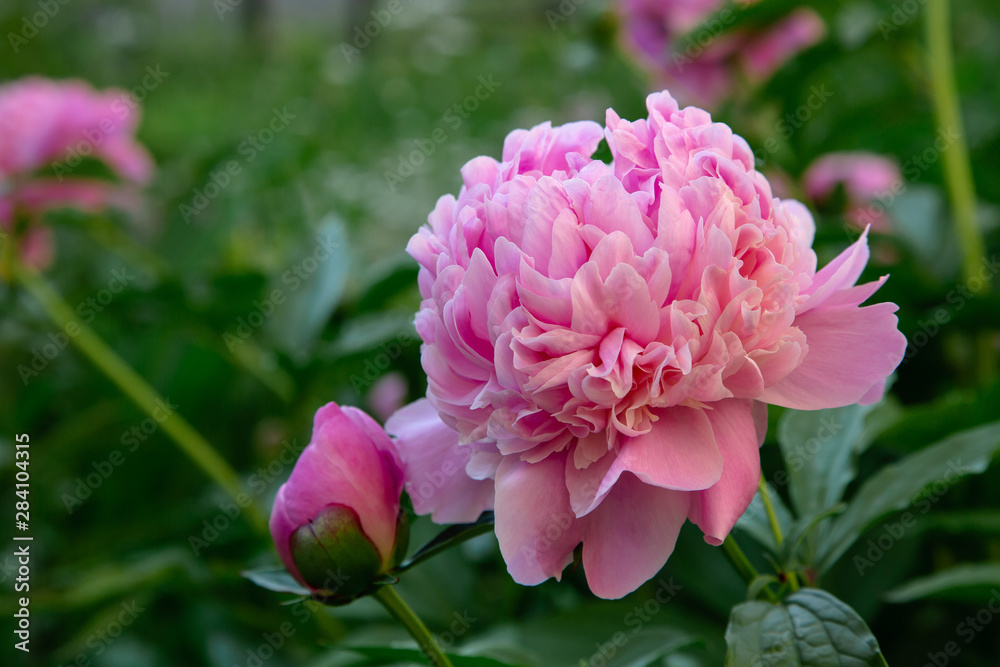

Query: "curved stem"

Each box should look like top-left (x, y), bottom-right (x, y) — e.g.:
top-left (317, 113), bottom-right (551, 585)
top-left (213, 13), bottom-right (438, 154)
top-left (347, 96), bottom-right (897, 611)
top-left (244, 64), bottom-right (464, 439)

top-left (925, 0), bottom-right (986, 287)
top-left (722, 536), bottom-right (777, 602)
top-left (14, 263), bottom-right (267, 534)
top-left (925, 0), bottom-right (995, 385)
top-left (758, 476), bottom-right (800, 591)
top-left (373, 586), bottom-right (454, 667)
top-left (758, 475), bottom-right (784, 548)
top-left (722, 535), bottom-right (759, 584)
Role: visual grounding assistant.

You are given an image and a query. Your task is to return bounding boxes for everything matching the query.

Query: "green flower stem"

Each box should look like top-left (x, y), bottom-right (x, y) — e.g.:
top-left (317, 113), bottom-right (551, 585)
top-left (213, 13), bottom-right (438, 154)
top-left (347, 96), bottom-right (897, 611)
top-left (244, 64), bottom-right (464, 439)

top-left (722, 536), bottom-right (777, 602)
top-left (373, 585), bottom-right (454, 667)
top-left (925, 0), bottom-right (995, 385)
top-left (14, 263), bottom-right (267, 534)
top-left (758, 475), bottom-right (800, 591)
top-left (758, 475), bottom-right (784, 548)
top-left (925, 0), bottom-right (986, 287)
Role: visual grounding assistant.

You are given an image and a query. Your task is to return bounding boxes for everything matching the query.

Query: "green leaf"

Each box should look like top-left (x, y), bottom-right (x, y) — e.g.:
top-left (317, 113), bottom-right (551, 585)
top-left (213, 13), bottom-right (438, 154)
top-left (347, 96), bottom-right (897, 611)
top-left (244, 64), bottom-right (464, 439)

top-left (817, 420), bottom-right (1000, 572)
top-left (724, 588), bottom-right (888, 666)
top-left (782, 505), bottom-right (847, 566)
top-left (55, 548), bottom-right (196, 609)
top-left (242, 567), bottom-right (312, 596)
top-left (600, 627), bottom-right (701, 667)
top-left (777, 403), bottom-right (875, 520)
top-left (269, 215), bottom-right (351, 355)
top-left (885, 563), bottom-right (1000, 603)
top-left (397, 512), bottom-right (495, 573)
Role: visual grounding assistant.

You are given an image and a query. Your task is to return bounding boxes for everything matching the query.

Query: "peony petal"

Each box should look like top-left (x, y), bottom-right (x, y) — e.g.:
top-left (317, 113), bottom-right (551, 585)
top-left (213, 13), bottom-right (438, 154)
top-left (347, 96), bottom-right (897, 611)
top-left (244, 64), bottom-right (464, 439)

top-left (581, 473), bottom-right (689, 599)
top-left (759, 302), bottom-right (906, 410)
top-left (798, 231), bottom-right (870, 313)
top-left (687, 399), bottom-right (762, 545)
top-left (495, 454), bottom-right (583, 586)
top-left (605, 405), bottom-right (723, 498)
top-left (387, 399), bottom-right (495, 524)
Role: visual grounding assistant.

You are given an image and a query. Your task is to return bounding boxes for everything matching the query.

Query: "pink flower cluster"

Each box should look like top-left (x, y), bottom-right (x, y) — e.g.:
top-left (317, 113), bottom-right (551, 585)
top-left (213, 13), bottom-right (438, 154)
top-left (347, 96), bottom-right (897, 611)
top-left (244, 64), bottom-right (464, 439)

top-left (0, 77), bottom-right (153, 268)
top-left (389, 91), bottom-right (906, 599)
top-left (619, 0), bottom-right (826, 109)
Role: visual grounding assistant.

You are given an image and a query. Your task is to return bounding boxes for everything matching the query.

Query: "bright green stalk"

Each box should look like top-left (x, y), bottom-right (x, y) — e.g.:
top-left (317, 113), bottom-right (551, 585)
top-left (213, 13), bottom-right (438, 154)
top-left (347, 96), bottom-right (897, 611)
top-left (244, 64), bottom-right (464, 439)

top-left (373, 586), bottom-right (455, 667)
top-left (14, 263), bottom-right (267, 534)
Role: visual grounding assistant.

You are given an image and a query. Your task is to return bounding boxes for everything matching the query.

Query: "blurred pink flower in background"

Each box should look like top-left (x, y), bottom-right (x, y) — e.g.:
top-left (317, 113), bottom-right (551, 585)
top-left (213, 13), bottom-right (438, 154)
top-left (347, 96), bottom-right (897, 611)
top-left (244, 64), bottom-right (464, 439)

top-left (742, 9), bottom-right (826, 80)
top-left (803, 151), bottom-right (902, 231)
top-left (391, 91), bottom-right (906, 599)
top-left (368, 371), bottom-right (409, 422)
top-left (618, 0), bottom-right (825, 108)
top-left (0, 76), bottom-right (153, 268)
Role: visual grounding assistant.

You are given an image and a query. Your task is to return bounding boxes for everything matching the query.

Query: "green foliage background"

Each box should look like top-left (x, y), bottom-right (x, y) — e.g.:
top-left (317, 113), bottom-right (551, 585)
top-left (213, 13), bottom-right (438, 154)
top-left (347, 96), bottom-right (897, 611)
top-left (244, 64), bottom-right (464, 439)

top-left (2, 0), bottom-right (1000, 665)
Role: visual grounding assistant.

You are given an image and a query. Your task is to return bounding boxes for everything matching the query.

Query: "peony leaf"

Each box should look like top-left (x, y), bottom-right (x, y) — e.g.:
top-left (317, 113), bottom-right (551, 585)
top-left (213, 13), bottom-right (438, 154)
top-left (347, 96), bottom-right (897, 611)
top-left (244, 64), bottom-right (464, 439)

top-left (242, 567), bottom-right (311, 596)
top-left (817, 420), bottom-right (1000, 573)
top-left (724, 588), bottom-right (888, 666)
top-left (269, 214), bottom-right (350, 356)
top-left (776, 403), bottom-right (876, 521)
top-left (885, 563), bottom-right (1000, 604)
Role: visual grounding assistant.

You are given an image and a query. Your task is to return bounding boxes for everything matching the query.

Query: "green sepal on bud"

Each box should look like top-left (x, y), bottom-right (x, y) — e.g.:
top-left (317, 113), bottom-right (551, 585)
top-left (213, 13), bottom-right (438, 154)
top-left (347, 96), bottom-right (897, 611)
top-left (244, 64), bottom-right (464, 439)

top-left (290, 504), bottom-right (386, 604)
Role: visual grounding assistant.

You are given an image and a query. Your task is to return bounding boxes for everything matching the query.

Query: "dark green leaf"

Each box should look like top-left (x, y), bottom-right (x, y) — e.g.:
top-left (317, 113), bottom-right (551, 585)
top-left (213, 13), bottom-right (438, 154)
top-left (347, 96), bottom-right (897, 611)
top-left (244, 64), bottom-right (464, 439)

top-left (242, 567), bottom-right (312, 596)
top-left (269, 214), bottom-right (351, 355)
top-left (817, 420), bottom-right (1000, 572)
top-left (777, 403), bottom-right (875, 520)
top-left (735, 483), bottom-right (794, 554)
top-left (724, 588), bottom-right (888, 666)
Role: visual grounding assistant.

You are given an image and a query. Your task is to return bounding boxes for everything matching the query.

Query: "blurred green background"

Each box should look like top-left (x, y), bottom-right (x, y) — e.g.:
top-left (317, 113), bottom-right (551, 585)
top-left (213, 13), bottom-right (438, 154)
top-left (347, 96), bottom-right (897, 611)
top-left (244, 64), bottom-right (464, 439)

top-left (2, 0), bottom-right (1000, 665)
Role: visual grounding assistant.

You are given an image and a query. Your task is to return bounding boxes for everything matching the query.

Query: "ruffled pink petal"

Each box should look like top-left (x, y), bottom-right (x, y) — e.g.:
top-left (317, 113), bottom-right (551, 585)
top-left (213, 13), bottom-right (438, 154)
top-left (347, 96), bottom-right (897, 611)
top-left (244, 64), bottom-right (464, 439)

top-left (386, 399), bottom-right (495, 524)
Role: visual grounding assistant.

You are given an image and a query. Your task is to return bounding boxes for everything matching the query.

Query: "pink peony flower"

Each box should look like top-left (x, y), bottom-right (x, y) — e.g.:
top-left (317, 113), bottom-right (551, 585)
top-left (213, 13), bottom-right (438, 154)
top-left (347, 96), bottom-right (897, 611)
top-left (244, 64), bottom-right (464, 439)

top-left (0, 77), bottom-right (153, 269)
top-left (803, 152), bottom-right (902, 231)
top-left (618, 1), bottom-right (825, 109)
top-left (392, 91), bottom-right (906, 599)
top-left (270, 403), bottom-right (407, 600)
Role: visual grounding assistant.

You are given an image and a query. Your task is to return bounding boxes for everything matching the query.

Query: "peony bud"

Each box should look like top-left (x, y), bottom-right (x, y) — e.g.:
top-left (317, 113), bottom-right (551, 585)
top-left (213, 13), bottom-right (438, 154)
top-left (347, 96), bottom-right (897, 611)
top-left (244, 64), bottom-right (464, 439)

top-left (269, 403), bottom-right (407, 603)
